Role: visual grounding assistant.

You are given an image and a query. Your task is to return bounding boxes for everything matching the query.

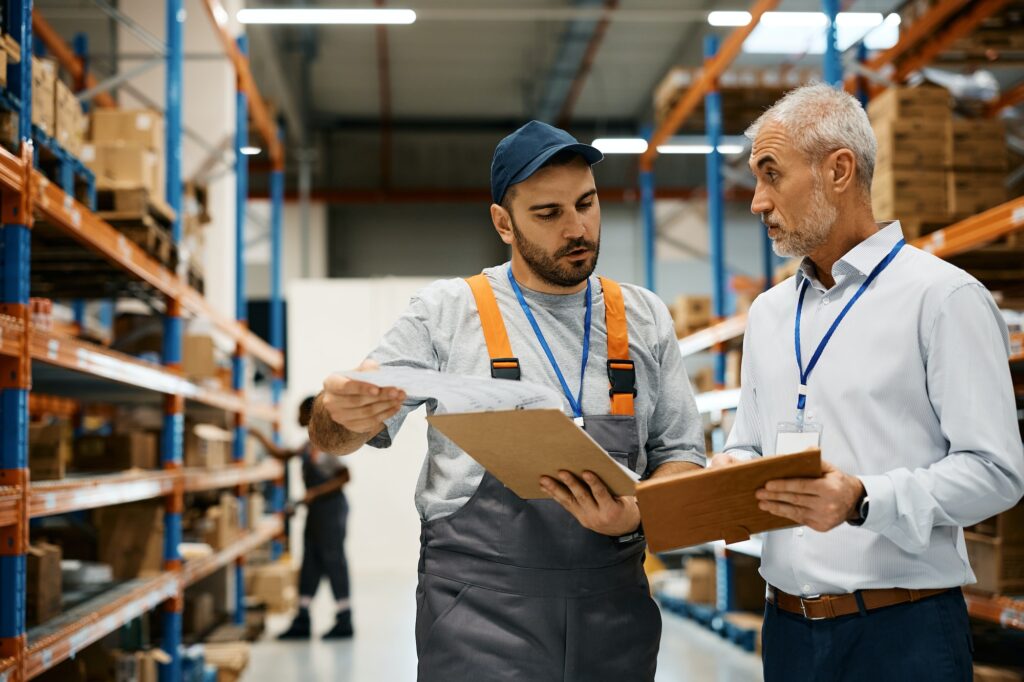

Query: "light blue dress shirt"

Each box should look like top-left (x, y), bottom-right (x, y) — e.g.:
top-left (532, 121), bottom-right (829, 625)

top-left (725, 221), bottom-right (1024, 596)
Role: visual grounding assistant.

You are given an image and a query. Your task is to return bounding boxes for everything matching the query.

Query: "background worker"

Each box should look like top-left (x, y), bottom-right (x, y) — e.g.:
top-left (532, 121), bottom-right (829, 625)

top-left (250, 395), bottom-right (354, 640)
top-left (714, 83), bottom-right (1024, 682)
top-left (308, 121), bottom-right (705, 681)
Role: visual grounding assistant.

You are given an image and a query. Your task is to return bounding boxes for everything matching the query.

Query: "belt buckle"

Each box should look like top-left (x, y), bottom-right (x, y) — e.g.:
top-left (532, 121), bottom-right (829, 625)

top-left (799, 595), bottom-right (827, 621)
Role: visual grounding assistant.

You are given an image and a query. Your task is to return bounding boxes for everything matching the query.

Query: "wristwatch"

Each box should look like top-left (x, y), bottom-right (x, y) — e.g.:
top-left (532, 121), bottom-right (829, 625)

top-left (847, 491), bottom-right (870, 527)
top-left (617, 523), bottom-right (645, 544)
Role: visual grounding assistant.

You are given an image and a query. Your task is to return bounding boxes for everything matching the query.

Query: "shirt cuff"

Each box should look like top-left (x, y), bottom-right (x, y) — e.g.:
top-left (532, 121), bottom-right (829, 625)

top-left (366, 426), bottom-right (392, 449)
top-left (724, 449), bottom-right (760, 463)
top-left (857, 474), bottom-right (896, 533)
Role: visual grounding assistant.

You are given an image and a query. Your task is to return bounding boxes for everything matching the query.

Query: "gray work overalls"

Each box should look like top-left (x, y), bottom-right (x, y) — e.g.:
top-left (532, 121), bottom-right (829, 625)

top-left (415, 274), bottom-right (661, 681)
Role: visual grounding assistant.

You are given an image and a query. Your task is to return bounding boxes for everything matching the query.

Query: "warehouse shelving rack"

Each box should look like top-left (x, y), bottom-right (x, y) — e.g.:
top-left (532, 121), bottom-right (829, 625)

top-left (0, 1), bottom-right (288, 680)
top-left (644, 0), bottom-right (1024, 635)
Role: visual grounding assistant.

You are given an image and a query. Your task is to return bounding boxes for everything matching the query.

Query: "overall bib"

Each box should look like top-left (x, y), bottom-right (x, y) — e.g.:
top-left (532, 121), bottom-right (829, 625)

top-left (415, 275), bottom-right (661, 682)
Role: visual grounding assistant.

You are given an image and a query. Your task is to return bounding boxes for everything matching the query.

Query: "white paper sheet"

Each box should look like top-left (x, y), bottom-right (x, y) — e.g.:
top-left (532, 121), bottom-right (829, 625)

top-left (341, 366), bottom-right (564, 414)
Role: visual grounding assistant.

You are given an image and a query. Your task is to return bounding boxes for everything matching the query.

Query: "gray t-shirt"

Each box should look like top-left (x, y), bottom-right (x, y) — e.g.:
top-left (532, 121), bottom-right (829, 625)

top-left (368, 262), bottom-right (705, 522)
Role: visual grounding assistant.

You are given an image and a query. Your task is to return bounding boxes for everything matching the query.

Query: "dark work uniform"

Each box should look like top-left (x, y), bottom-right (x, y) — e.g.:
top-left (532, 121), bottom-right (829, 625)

top-left (298, 444), bottom-right (351, 602)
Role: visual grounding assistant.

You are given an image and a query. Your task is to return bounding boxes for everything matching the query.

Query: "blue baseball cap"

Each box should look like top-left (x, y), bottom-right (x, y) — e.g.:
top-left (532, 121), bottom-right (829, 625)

top-left (490, 121), bottom-right (603, 205)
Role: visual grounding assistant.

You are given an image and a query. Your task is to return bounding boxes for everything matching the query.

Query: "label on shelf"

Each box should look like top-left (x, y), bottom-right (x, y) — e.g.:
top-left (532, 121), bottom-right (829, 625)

top-left (1014, 207), bottom-right (1024, 226)
top-left (47, 339), bottom-right (58, 360)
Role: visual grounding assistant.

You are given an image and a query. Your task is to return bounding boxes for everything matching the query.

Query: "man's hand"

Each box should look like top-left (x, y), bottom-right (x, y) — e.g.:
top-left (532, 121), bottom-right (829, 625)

top-left (321, 359), bottom-right (407, 435)
top-left (709, 452), bottom-right (742, 469)
top-left (755, 459), bottom-right (864, 533)
top-left (540, 470), bottom-right (641, 536)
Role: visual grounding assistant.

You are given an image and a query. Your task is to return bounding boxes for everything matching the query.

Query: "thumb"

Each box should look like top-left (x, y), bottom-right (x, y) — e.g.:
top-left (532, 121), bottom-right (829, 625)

top-left (358, 358), bottom-right (380, 372)
top-left (820, 458), bottom-right (837, 474)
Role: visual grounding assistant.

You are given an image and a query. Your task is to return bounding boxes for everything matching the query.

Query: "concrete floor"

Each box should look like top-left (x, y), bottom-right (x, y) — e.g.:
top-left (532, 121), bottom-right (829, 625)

top-left (245, 571), bottom-right (764, 682)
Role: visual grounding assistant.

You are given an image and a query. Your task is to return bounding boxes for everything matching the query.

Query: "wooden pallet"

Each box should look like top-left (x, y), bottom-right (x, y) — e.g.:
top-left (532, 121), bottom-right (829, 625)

top-left (95, 185), bottom-right (177, 227)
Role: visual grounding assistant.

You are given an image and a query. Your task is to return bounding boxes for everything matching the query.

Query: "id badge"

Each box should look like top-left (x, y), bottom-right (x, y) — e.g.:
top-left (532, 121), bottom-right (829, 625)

top-left (775, 421), bottom-right (823, 455)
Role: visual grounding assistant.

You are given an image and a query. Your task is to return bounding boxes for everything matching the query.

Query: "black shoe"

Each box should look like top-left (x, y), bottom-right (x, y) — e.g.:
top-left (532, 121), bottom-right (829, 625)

top-left (322, 610), bottom-right (354, 639)
top-left (277, 611), bottom-right (311, 640)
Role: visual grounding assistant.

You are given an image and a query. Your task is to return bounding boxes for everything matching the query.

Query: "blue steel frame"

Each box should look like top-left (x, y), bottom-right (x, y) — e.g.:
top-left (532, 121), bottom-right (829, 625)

top-left (269, 125), bottom-right (285, 560)
top-left (233, 34), bottom-right (250, 628)
top-left (160, 0), bottom-right (186, 679)
top-left (704, 35), bottom-right (726, 387)
top-left (0, 1), bottom-right (32, 675)
top-left (822, 0), bottom-right (842, 87)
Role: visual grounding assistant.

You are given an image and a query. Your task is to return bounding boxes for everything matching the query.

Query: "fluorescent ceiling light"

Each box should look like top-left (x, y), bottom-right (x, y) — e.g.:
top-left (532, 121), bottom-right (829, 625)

top-left (240, 146), bottom-right (262, 155)
top-left (592, 138), bottom-right (648, 154)
top-left (708, 11), bottom-right (751, 27)
top-left (742, 12), bottom-right (898, 54)
top-left (657, 143), bottom-right (745, 155)
top-left (237, 8), bottom-right (417, 25)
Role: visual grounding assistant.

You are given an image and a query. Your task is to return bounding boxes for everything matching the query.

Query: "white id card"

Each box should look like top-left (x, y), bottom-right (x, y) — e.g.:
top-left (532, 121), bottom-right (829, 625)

top-left (775, 421), bottom-right (823, 455)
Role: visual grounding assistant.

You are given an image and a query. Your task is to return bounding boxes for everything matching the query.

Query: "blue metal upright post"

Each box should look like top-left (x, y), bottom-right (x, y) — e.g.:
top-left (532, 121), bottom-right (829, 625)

top-left (823, 0), bottom-right (842, 87)
top-left (639, 126), bottom-right (656, 293)
top-left (233, 34), bottom-right (250, 627)
top-left (269, 125), bottom-right (285, 561)
top-left (159, 0), bottom-right (185, 680)
top-left (704, 35), bottom-right (726, 386)
top-left (0, 3), bottom-right (32, 674)
top-left (855, 42), bottom-right (869, 108)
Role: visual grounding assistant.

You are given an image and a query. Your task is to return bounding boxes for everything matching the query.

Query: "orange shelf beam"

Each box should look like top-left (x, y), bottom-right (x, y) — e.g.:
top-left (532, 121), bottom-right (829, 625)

top-left (677, 313), bottom-right (749, 358)
top-left (911, 196), bottom-right (1024, 259)
top-left (1010, 333), bottom-right (1023, 363)
top-left (0, 314), bottom-right (26, 358)
top-left (183, 515), bottom-right (284, 587)
top-left (964, 590), bottom-right (1024, 631)
top-left (25, 574), bottom-right (180, 680)
top-left (183, 459), bottom-right (284, 493)
top-left (987, 80), bottom-right (1024, 117)
top-left (28, 471), bottom-right (179, 518)
top-left (639, 0), bottom-right (779, 172)
top-left (199, 0), bottom-right (285, 171)
top-left (0, 486), bottom-right (20, 527)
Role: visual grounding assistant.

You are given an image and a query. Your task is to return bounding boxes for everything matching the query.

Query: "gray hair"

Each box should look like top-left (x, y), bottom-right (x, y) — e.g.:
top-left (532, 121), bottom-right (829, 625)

top-left (745, 83), bottom-right (876, 194)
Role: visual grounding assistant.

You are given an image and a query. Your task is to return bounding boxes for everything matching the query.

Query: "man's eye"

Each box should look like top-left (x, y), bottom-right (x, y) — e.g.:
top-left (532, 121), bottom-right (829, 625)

top-left (538, 212), bottom-right (558, 220)
top-left (578, 202), bottom-right (593, 211)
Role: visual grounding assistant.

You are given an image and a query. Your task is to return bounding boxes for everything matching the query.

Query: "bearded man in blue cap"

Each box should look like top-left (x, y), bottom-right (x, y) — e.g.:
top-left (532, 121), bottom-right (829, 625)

top-left (309, 121), bottom-right (705, 681)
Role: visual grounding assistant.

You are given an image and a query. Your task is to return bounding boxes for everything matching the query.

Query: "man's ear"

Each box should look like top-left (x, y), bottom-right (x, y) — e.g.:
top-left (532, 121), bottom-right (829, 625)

top-left (827, 148), bottom-right (857, 196)
top-left (491, 203), bottom-right (515, 246)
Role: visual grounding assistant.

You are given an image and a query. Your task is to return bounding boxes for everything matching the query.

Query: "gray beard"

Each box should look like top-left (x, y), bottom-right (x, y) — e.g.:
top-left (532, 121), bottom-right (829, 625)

top-left (766, 184), bottom-right (837, 258)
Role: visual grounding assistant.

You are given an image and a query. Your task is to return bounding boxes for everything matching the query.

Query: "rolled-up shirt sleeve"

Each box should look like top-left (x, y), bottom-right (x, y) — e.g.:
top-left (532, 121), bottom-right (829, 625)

top-left (859, 282), bottom-right (1024, 552)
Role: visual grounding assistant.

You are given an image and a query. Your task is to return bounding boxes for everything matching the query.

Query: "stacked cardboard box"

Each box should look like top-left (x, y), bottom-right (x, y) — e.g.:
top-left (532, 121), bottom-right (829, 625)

top-left (84, 109), bottom-right (165, 203)
top-left (245, 562), bottom-right (298, 613)
top-left (29, 420), bottom-right (73, 481)
top-left (95, 501), bottom-right (164, 580)
top-left (203, 642), bottom-right (251, 682)
top-left (73, 432), bottom-right (158, 472)
top-left (965, 502), bottom-right (1024, 595)
top-left (26, 542), bottom-right (62, 626)
top-left (186, 423), bottom-right (232, 469)
top-left (686, 557), bottom-right (716, 604)
top-left (869, 86), bottom-right (952, 234)
top-left (672, 295), bottom-right (712, 338)
top-left (54, 80), bottom-right (87, 157)
top-left (204, 493), bottom-right (241, 551)
top-left (946, 119), bottom-right (1007, 219)
top-left (31, 57), bottom-right (57, 136)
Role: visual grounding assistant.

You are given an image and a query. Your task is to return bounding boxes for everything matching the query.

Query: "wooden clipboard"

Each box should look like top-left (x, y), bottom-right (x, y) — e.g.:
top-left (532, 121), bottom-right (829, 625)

top-left (427, 409), bottom-right (638, 500)
top-left (636, 449), bottom-right (822, 552)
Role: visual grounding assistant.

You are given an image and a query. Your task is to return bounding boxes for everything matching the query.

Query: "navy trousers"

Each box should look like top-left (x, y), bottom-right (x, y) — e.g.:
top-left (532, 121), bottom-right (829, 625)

top-left (763, 588), bottom-right (973, 682)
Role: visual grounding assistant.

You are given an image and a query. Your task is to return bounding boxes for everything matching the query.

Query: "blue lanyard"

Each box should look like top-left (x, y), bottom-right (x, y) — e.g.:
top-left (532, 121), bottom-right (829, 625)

top-left (794, 239), bottom-right (905, 423)
top-left (507, 268), bottom-right (592, 418)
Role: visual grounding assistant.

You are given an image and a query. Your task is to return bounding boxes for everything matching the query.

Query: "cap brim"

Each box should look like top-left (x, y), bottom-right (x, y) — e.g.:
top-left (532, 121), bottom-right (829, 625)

top-left (508, 142), bottom-right (604, 187)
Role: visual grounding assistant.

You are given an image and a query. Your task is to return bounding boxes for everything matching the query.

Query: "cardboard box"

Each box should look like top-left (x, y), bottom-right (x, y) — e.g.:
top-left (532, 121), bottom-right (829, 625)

top-left (31, 57), bottom-right (56, 136)
top-left (112, 313), bottom-right (163, 356)
top-left (867, 85), bottom-right (950, 124)
top-left (967, 532), bottom-right (1024, 594)
top-left (723, 612), bottom-right (764, 654)
top-left (948, 119), bottom-right (1007, 170)
top-left (873, 119), bottom-right (950, 170)
top-left (245, 563), bottom-right (298, 613)
top-left (686, 557), bottom-right (717, 605)
top-left (204, 642), bottom-right (251, 682)
top-left (85, 142), bottom-right (163, 200)
top-left (0, 47), bottom-right (7, 88)
top-left (204, 493), bottom-right (241, 551)
top-left (185, 423), bottom-right (232, 469)
top-left (968, 502), bottom-right (1024, 545)
top-left (29, 421), bottom-right (72, 481)
top-left (673, 295), bottom-right (713, 337)
top-left (184, 591), bottom-right (217, 636)
top-left (54, 79), bottom-right (86, 157)
top-left (948, 171), bottom-right (1007, 218)
top-left (248, 492), bottom-right (266, 530)
top-left (183, 334), bottom-right (219, 380)
top-left (0, 109), bottom-right (19, 149)
top-left (90, 108), bottom-right (164, 152)
top-left (729, 553), bottom-right (768, 612)
top-left (725, 350), bottom-right (742, 389)
top-left (26, 542), bottom-right (62, 626)
top-left (692, 366), bottom-right (715, 394)
top-left (872, 168), bottom-right (949, 222)
top-left (974, 664), bottom-right (1024, 682)
top-left (95, 501), bottom-right (164, 580)
top-left (113, 649), bottom-right (170, 682)
top-left (73, 432), bottom-right (158, 472)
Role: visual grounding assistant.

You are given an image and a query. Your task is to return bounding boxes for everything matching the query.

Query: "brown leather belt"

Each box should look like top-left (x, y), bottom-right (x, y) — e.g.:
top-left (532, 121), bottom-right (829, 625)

top-left (767, 585), bottom-right (952, 621)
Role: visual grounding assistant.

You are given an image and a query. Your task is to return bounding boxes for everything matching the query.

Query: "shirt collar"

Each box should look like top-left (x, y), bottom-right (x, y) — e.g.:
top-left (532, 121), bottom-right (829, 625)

top-left (794, 221), bottom-right (905, 290)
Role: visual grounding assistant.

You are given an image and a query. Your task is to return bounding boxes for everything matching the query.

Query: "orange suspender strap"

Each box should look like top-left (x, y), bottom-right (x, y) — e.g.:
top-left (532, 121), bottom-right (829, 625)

top-left (465, 274), bottom-right (521, 380)
top-left (599, 277), bottom-right (636, 416)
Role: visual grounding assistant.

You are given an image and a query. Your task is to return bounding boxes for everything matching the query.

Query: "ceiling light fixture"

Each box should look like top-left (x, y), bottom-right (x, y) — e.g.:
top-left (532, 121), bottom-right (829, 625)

top-left (657, 143), bottom-right (745, 155)
top-left (237, 8), bottom-right (417, 25)
top-left (592, 138), bottom-right (649, 154)
top-left (707, 11), bottom-right (752, 27)
top-left (240, 146), bottom-right (262, 155)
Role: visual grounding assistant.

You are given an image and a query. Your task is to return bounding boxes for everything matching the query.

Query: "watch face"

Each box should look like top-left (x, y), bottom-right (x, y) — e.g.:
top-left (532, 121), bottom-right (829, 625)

top-left (859, 498), bottom-right (870, 520)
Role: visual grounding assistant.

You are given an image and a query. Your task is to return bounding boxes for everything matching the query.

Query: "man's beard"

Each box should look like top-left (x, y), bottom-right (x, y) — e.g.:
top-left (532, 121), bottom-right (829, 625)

top-left (511, 218), bottom-right (600, 288)
top-left (763, 176), bottom-right (838, 258)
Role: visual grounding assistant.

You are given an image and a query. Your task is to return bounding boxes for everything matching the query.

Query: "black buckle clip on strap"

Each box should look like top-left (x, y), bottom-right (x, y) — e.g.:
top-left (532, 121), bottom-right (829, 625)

top-left (490, 357), bottom-right (521, 381)
top-left (607, 359), bottom-right (637, 398)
